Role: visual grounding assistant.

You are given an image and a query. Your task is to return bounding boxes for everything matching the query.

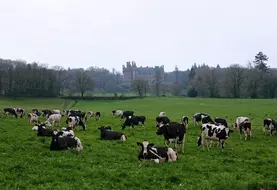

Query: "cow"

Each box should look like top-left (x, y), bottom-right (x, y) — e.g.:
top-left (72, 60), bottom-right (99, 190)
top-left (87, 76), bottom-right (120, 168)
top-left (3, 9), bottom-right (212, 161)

top-left (4, 108), bottom-right (18, 118)
top-left (32, 109), bottom-right (41, 116)
top-left (42, 109), bottom-right (53, 118)
top-left (137, 141), bottom-right (178, 164)
top-left (233, 117), bottom-right (252, 140)
top-left (156, 122), bottom-right (186, 153)
top-left (121, 111), bottom-right (134, 119)
top-left (121, 116), bottom-right (146, 130)
top-left (197, 123), bottom-right (234, 151)
top-left (67, 110), bottom-right (81, 117)
top-left (50, 131), bottom-right (83, 152)
top-left (98, 126), bottom-right (126, 141)
top-left (28, 113), bottom-right (39, 125)
top-left (52, 109), bottom-right (62, 115)
top-left (193, 113), bottom-right (210, 126)
top-left (15, 108), bottom-right (25, 118)
top-left (32, 123), bottom-right (55, 137)
top-left (69, 111), bottom-right (86, 121)
top-left (95, 112), bottom-right (101, 121)
top-left (159, 112), bottom-right (166, 117)
top-left (201, 115), bottom-right (215, 125)
top-left (264, 118), bottom-right (277, 136)
top-left (66, 116), bottom-right (87, 131)
top-left (60, 127), bottom-right (75, 137)
top-left (181, 116), bottom-right (189, 129)
top-left (112, 110), bottom-right (123, 117)
top-left (45, 114), bottom-right (62, 127)
top-left (156, 116), bottom-right (170, 128)
top-left (87, 111), bottom-right (94, 119)
top-left (214, 117), bottom-right (228, 128)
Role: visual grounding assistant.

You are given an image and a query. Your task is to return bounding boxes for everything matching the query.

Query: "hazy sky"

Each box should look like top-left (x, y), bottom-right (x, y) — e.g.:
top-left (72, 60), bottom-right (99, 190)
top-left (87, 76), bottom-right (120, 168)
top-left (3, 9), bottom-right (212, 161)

top-left (0, 0), bottom-right (276, 72)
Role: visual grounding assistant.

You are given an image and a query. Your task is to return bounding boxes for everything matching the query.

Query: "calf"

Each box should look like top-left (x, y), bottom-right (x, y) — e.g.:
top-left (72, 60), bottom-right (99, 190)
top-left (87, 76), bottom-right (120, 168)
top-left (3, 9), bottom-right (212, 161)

top-left (181, 116), bottom-right (189, 129)
top-left (98, 126), bottom-right (126, 141)
top-left (159, 112), bottom-right (166, 117)
top-left (28, 113), bottom-right (39, 125)
top-left (121, 111), bottom-right (134, 119)
top-left (95, 112), bottom-right (101, 121)
top-left (137, 141), bottom-right (178, 164)
top-left (50, 131), bottom-right (83, 152)
top-left (156, 122), bottom-right (186, 153)
top-left (32, 109), bottom-right (41, 116)
top-left (233, 117), bottom-right (252, 140)
top-left (121, 116), bottom-right (146, 130)
top-left (156, 116), bottom-right (170, 128)
top-left (4, 108), bottom-right (18, 118)
top-left (214, 117), bottom-right (228, 128)
top-left (197, 123), bottom-right (233, 151)
top-left (112, 110), bottom-right (123, 117)
top-left (15, 108), bottom-right (25, 118)
top-left (264, 118), bottom-right (277, 136)
top-left (193, 113), bottom-right (209, 126)
top-left (45, 114), bottom-right (62, 127)
top-left (66, 116), bottom-right (87, 131)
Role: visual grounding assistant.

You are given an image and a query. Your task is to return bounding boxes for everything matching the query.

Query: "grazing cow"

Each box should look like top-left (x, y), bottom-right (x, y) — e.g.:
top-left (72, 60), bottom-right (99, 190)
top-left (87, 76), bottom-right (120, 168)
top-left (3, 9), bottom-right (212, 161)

top-left (197, 123), bottom-right (233, 151)
top-left (50, 131), bottom-right (83, 152)
top-left (87, 111), bottom-right (94, 119)
top-left (193, 113), bottom-right (209, 126)
top-left (156, 116), bottom-right (170, 128)
top-left (121, 116), bottom-right (146, 130)
top-left (15, 108), bottom-right (25, 118)
top-left (201, 115), bottom-right (215, 124)
top-left (233, 117), bottom-right (252, 140)
top-left (137, 141), bottom-right (178, 164)
top-left (156, 122), bottom-right (186, 153)
top-left (28, 113), bottom-right (39, 125)
top-left (95, 112), bottom-right (101, 121)
top-left (4, 108), bottom-right (18, 118)
top-left (112, 110), bottom-right (123, 117)
top-left (45, 114), bottom-right (62, 127)
top-left (181, 116), bottom-right (189, 129)
top-left (42, 109), bottom-right (53, 118)
top-left (159, 112), bottom-right (166, 117)
top-left (67, 110), bottom-right (81, 116)
top-left (264, 118), bottom-right (277, 136)
top-left (121, 111), bottom-right (134, 119)
top-left (66, 116), bottom-right (87, 131)
top-left (98, 126), bottom-right (126, 141)
top-left (214, 117), bottom-right (228, 128)
top-left (32, 109), bottom-right (41, 116)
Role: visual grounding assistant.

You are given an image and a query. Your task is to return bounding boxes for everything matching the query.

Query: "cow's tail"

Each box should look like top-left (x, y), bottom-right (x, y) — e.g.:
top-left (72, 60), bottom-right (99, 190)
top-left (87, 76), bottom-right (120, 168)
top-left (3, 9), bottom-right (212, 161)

top-left (75, 137), bottom-right (83, 152)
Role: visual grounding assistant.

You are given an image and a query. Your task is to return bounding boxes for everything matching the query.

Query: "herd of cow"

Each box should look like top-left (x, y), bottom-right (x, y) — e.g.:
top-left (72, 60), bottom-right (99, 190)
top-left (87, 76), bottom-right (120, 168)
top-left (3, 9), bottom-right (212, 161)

top-left (2, 107), bottom-right (277, 164)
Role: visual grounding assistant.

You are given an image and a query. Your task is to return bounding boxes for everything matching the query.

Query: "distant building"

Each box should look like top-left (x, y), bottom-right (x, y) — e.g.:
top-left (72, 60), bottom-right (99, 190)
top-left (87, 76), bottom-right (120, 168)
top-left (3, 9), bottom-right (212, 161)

top-left (122, 61), bottom-right (165, 86)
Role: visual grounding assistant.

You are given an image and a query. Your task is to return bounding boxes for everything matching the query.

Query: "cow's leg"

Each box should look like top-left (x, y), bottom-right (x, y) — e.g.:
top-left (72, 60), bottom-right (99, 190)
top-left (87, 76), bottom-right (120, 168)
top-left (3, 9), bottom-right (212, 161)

top-left (193, 118), bottom-right (196, 127)
top-left (182, 135), bottom-right (186, 154)
top-left (206, 139), bottom-right (209, 151)
top-left (244, 130), bottom-right (247, 140)
top-left (220, 140), bottom-right (224, 152)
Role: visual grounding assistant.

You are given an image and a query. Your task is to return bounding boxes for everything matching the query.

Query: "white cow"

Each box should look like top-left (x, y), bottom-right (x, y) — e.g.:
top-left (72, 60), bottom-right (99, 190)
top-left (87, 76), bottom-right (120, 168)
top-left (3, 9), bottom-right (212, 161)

top-left (45, 114), bottom-right (62, 127)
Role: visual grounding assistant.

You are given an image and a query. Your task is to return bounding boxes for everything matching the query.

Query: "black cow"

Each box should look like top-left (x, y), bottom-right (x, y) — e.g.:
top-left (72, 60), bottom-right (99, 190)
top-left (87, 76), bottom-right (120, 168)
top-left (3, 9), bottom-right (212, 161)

top-left (50, 131), bottom-right (83, 152)
top-left (264, 118), bottom-right (277, 136)
top-left (137, 141), bottom-right (178, 163)
top-left (156, 122), bottom-right (186, 153)
top-left (193, 113), bottom-right (210, 126)
top-left (214, 117), bottom-right (228, 128)
top-left (98, 126), bottom-right (126, 141)
top-left (95, 112), bottom-right (101, 121)
top-left (121, 111), bottom-right (134, 119)
top-left (4, 108), bottom-right (18, 118)
top-left (32, 109), bottom-right (41, 116)
top-left (121, 116), bottom-right (146, 130)
top-left (156, 116), bottom-right (170, 128)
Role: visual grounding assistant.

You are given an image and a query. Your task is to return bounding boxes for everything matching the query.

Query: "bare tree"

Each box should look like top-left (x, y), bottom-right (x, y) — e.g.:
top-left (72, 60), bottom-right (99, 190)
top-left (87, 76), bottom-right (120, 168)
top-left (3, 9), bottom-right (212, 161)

top-left (153, 68), bottom-right (163, 96)
top-left (204, 68), bottom-right (218, 97)
top-left (130, 79), bottom-right (148, 97)
top-left (74, 69), bottom-right (94, 98)
top-left (225, 64), bottom-right (245, 98)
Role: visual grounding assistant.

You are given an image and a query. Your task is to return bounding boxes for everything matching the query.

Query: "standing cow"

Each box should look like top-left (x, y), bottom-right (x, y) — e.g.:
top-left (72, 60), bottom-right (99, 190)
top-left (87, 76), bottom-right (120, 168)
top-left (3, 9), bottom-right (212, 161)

top-left (233, 117), bottom-right (252, 140)
top-left (263, 118), bottom-right (277, 136)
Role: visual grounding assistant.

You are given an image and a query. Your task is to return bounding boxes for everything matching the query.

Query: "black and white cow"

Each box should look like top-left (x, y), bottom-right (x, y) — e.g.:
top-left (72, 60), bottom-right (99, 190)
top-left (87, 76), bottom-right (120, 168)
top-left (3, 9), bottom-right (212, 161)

top-left (69, 111), bottom-right (86, 121)
top-left (193, 113), bottom-right (210, 126)
top-left (87, 111), bottom-right (94, 119)
top-left (214, 117), bottom-right (228, 128)
top-left (112, 110), bottom-right (123, 117)
top-left (95, 112), bottom-right (101, 121)
top-left (4, 108), bottom-right (18, 118)
top-left (159, 112), bottom-right (166, 117)
top-left (181, 116), bottom-right (189, 129)
top-left (121, 116), bottom-right (146, 130)
top-left (61, 127), bottom-right (75, 137)
top-left (66, 116), bottom-right (87, 131)
top-left (28, 113), bottom-right (39, 125)
top-left (233, 117), bottom-right (252, 140)
top-left (50, 131), bottom-right (83, 152)
top-left (15, 108), bottom-right (25, 118)
top-left (67, 110), bottom-right (81, 116)
top-left (156, 122), bottom-right (186, 153)
top-left (197, 123), bottom-right (233, 151)
top-left (32, 109), bottom-right (41, 116)
top-left (201, 115), bottom-right (215, 124)
top-left (121, 111), bottom-right (134, 119)
top-left (137, 141), bottom-right (178, 164)
top-left (156, 116), bottom-right (170, 128)
top-left (42, 109), bottom-right (53, 118)
top-left (45, 114), bottom-right (62, 127)
top-left (98, 126), bottom-right (126, 141)
top-left (264, 118), bottom-right (277, 136)
top-left (32, 123), bottom-right (55, 137)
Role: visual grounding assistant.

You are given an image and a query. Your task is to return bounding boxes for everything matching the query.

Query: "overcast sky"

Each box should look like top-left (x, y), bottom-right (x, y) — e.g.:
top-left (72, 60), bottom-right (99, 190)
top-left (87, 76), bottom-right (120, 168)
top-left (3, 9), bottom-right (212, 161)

top-left (0, 0), bottom-right (276, 72)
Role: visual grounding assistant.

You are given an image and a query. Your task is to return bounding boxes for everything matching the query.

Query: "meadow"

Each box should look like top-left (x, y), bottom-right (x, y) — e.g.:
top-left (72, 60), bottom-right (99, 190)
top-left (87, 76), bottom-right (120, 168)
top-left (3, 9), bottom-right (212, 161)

top-left (1, 97), bottom-right (277, 190)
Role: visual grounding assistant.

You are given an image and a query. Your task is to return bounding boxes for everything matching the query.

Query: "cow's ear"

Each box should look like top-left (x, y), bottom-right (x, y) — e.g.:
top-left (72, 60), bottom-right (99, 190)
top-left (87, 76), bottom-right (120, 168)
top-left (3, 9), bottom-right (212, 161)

top-left (137, 142), bottom-right (142, 146)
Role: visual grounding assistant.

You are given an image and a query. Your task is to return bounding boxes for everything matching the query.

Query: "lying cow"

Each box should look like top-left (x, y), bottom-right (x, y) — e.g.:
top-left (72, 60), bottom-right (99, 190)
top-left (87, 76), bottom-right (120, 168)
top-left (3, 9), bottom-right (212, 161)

top-left (214, 117), bottom-right (228, 128)
top-left (28, 113), bottom-right (39, 125)
top-left (66, 116), bottom-right (87, 131)
top-left (264, 118), bottom-right (277, 136)
top-left (193, 113), bottom-right (209, 126)
top-left (32, 123), bottom-right (55, 140)
top-left (197, 123), bottom-right (233, 151)
top-left (233, 117), bottom-right (252, 140)
top-left (45, 114), bottom-right (62, 127)
top-left (61, 127), bottom-right (75, 137)
top-left (98, 126), bottom-right (126, 141)
top-left (156, 122), bottom-right (186, 153)
top-left (112, 110), bottom-right (123, 117)
top-left (121, 111), bottom-right (134, 119)
top-left (4, 108), bottom-right (18, 118)
top-left (137, 140), bottom-right (178, 164)
top-left (50, 131), bottom-right (83, 152)
top-left (156, 116), bottom-right (170, 128)
top-left (121, 116), bottom-right (146, 130)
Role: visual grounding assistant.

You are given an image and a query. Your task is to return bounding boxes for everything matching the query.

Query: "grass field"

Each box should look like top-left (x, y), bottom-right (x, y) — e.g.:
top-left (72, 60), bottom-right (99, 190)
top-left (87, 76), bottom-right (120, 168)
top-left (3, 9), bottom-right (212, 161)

top-left (1, 97), bottom-right (277, 190)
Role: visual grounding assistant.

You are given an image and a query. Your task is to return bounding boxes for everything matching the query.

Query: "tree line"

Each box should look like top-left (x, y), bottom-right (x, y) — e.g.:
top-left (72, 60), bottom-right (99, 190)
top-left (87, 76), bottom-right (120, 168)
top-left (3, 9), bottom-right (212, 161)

top-left (0, 51), bottom-right (276, 99)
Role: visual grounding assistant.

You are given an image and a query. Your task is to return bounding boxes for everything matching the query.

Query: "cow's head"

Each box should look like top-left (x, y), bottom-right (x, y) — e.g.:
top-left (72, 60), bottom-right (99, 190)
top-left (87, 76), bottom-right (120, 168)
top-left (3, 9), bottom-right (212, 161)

top-left (121, 116), bottom-right (132, 130)
top-left (137, 141), bottom-right (154, 158)
top-left (112, 110), bottom-right (116, 115)
top-left (156, 123), bottom-right (167, 135)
